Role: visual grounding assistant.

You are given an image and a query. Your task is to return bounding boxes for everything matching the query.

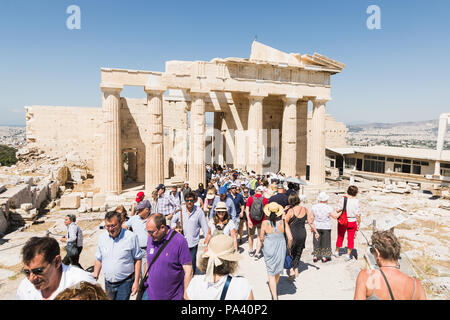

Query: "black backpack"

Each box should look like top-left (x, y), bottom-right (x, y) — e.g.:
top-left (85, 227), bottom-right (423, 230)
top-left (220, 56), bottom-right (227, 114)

top-left (250, 196), bottom-right (264, 221)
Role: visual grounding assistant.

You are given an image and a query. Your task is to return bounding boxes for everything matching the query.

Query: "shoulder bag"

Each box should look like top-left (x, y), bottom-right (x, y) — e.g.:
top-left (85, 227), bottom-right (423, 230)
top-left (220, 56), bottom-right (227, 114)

top-left (136, 230), bottom-right (177, 300)
top-left (337, 196), bottom-right (348, 227)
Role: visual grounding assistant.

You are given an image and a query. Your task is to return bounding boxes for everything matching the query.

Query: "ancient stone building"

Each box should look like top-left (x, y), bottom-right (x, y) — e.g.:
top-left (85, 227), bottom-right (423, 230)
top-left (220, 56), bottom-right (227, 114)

top-left (26, 41), bottom-right (345, 195)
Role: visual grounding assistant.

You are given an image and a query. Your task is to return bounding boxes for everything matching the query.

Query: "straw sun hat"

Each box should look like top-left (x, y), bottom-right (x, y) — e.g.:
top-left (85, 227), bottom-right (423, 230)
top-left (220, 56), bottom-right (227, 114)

top-left (202, 234), bottom-right (241, 282)
top-left (214, 201), bottom-right (228, 212)
top-left (263, 202), bottom-right (284, 217)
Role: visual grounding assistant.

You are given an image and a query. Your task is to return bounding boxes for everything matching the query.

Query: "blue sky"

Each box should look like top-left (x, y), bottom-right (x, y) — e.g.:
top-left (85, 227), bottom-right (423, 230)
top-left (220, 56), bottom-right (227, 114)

top-left (1, 0), bottom-right (449, 126)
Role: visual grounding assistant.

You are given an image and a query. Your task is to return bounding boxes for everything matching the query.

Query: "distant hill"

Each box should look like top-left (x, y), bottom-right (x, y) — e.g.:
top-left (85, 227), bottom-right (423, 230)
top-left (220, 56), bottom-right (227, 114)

top-left (348, 119), bottom-right (438, 132)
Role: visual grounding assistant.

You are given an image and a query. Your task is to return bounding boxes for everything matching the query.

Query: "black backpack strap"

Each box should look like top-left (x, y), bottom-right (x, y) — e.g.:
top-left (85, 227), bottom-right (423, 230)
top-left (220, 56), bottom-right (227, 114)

top-left (379, 269), bottom-right (395, 300)
top-left (343, 196), bottom-right (348, 212)
top-left (220, 275), bottom-right (232, 300)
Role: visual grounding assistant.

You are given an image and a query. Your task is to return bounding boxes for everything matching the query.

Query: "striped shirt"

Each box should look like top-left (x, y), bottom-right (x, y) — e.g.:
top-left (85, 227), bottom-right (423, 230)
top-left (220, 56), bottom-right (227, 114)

top-left (155, 193), bottom-right (179, 216)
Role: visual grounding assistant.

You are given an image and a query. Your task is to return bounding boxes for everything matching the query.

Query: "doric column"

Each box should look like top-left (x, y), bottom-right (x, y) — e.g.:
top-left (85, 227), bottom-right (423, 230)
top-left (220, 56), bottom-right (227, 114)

top-left (280, 96), bottom-right (299, 177)
top-left (189, 92), bottom-right (207, 187)
top-left (310, 99), bottom-right (327, 185)
top-left (101, 83), bottom-right (123, 195)
top-left (144, 88), bottom-right (165, 194)
top-left (297, 100), bottom-right (309, 179)
top-left (247, 95), bottom-right (265, 174)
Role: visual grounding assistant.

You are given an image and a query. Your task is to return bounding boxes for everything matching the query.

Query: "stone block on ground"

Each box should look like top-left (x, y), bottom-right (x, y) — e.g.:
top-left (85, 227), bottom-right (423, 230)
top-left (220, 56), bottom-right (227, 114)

top-left (93, 194), bottom-right (106, 207)
top-left (60, 194), bottom-right (81, 209)
top-left (0, 184), bottom-right (32, 209)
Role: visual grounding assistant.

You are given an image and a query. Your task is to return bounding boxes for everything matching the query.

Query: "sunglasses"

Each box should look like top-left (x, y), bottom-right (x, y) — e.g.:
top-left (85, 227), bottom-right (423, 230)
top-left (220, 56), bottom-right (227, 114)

top-left (23, 260), bottom-right (53, 277)
top-left (185, 199), bottom-right (195, 203)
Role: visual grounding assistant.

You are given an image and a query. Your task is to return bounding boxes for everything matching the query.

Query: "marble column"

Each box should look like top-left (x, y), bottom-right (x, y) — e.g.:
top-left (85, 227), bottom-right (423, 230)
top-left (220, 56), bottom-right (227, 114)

top-left (101, 84), bottom-right (123, 195)
top-left (310, 99), bottom-right (327, 185)
top-left (297, 100), bottom-right (309, 179)
top-left (247, 95), bottom-right (265, 174)
top-left (145, 89), bottom-right (165, 194)
top-left (280, 96), bottom-right (299, 177)
top-left (189, 92), bottom-right (207, 187)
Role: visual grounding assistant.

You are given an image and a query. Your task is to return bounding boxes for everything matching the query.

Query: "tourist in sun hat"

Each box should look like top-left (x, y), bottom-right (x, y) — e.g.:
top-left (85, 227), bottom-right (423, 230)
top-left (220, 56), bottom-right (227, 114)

top-left (131, 191), bottom-right (145, 216)
top-left (204, 201), bottom-right (238, 250)
top-left (258, 202), bottom-right (293, 300)
top-left (185, 234), bottom-right (254, 300)
top-left (311, 192), bottom-right (335, 263)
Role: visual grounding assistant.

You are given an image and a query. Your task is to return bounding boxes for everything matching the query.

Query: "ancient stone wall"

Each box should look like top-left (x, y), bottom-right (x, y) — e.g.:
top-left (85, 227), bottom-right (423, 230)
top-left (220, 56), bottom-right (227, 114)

top-left (25, 106), bottom-right (102, 171)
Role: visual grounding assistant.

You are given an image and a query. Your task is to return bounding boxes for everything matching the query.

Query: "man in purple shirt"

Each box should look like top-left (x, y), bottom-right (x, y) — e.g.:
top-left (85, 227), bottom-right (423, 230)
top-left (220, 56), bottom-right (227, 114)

top-left (143, 213), bottom-right (193, 300)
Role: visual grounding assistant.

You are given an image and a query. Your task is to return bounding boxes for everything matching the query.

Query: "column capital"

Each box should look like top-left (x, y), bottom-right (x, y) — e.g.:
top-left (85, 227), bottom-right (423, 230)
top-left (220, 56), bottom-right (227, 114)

top-left (100, 83), bottom-right (123, 93)
top-left (144, 87), bottom-right (166, 96)
top-left (312, 97), bottom-right (330, 105)
top-left (281, 95), bottom-right (302, 104)
top-left (248, 94), bottom-right (267, 102)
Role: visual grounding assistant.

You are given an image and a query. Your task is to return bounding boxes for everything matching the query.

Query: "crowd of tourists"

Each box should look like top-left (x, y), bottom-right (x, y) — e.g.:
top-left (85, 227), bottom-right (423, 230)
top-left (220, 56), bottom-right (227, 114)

top-left (16, 164), bottom-right (426, 300)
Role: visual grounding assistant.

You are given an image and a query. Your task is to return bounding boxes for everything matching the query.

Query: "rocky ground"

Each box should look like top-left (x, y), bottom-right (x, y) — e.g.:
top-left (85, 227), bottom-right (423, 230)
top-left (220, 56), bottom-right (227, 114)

top-left (0, 179), bottom-right (448, 300)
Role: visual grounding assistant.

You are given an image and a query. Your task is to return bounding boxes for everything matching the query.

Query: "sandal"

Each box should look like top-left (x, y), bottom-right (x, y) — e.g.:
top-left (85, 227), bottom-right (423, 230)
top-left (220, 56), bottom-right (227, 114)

top-left (313, 257), bottom-right (318, 263)
top-left (249, 250), bottom-right (256, 257)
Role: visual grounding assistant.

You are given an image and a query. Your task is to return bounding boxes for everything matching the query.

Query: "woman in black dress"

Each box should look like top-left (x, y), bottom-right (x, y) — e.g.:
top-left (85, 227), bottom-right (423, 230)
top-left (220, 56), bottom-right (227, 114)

top-left (284, 193), bottom-right (318, 280)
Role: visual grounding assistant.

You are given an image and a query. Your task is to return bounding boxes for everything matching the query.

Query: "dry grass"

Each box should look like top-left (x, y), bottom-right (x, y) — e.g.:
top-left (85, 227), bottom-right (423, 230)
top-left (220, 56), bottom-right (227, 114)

top-left (77, 219), bottom-right (103, 231)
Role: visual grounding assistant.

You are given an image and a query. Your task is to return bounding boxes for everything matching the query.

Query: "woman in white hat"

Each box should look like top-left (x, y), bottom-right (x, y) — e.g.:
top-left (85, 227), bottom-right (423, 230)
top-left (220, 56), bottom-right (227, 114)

top-left (311, 192), bottom-right (336, 263)
top-left (204, 201), bottom-right (238, 252)
top-left (184, 234), bottom-right (254, 300)
top-left (258, 202), bottom-right (293, 300)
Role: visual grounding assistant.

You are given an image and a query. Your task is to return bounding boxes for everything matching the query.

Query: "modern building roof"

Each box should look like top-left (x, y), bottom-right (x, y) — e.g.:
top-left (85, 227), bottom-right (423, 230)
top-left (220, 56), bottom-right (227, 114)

top-left (326, 146), bottom-right (450, 162)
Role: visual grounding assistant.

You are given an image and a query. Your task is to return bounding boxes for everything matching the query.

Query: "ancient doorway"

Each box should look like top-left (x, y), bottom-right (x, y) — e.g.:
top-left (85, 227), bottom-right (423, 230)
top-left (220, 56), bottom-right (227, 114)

top-left (123, 148), bottom-right (138, 184)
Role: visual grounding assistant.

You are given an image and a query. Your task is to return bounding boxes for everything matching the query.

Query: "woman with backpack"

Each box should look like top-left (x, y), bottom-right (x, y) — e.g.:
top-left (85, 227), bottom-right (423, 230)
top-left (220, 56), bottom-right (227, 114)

top-left (204, 202), bottom-right (238, 252)
top-left (258, 202), bottom-right (293, 300)
top-left (334, 185), bottom-right (361, 261)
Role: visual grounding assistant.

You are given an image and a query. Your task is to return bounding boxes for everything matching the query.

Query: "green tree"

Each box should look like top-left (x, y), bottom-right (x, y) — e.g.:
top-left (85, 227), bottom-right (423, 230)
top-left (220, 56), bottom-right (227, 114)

top-left (0, 144), bottom-right (18, 166)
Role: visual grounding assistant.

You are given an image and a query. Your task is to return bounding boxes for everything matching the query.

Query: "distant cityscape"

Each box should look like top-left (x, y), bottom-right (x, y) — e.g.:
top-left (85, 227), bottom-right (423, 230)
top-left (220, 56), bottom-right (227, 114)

top-left (0, 118), bottom-right (449, 151)
top-left (346, 119), bottom-right (450, 150)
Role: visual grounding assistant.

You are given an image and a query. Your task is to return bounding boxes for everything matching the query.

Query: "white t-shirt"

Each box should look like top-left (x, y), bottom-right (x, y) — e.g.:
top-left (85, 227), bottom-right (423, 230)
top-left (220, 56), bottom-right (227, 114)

top-left (16, 264), bottom-right (96, 300)
top-left (311, 203), bottom-right (333, 230)
top-left (336, 197), bottom-right (360, 222)
top-left (208, 220), bottom-right (237, 236)
top-left (186, 274), bottom-right (252, 300)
